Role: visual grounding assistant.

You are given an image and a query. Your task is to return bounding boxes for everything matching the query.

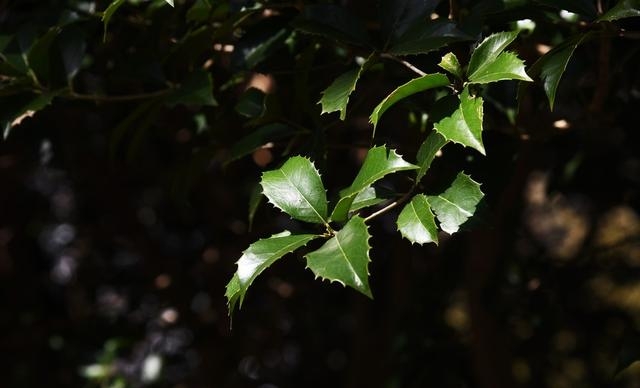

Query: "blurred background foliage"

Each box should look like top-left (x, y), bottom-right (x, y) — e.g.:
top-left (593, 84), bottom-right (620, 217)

top-left (0, 0), bottom-right (639, 387)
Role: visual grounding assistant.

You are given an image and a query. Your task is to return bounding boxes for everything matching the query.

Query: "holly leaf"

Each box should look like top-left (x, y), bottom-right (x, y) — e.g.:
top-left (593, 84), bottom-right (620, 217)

top-left (350, 186), bottom-right (388, 212)
top-left (370, 73), bottom-right (449, 136)
top-left (292, 4), bottom-right (371, 47)
top-left (331, 146), bottom-right (418, 222)
top-left (319, 57), bottom-right (370, 120)
top-left (428, 172), bottom-right (483, 234)
top-left (598, 0), bottom-right (640, 21)
top-left (433, 87), bottom-right (485, 154)
top-left (228, 123), bottom-right (299, 164)
top-left (226, 231), bottom-right (319, 314)
top-left (438, 52), bottom-right (463, 80)
top-left (467, 31), bottom-right (531, 84)
top-left (415, 131), bottom-right (448, 183)
top-left (261, 156), bottom-right (328, 224)
top-left (397, 194), bottom-right (438, 245)
top-left (165, 70), bottom-right (217, 107)
top-left (388, 20), bottom-right (472, 56)
top-left (305, 216), bottom-right (372, 297)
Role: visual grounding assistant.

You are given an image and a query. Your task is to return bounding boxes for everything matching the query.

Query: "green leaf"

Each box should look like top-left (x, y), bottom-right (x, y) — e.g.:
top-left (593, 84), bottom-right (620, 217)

top-left (165, 70), bottom-right (217, 107)
top-left (228, 123), bottom-right (299, 164)
top-left (529, 34), bottom-right (591, 110)
top-left (598, 0), bottom-right (640, 22)
top-left (381, 0), bottom-right (441, 41)
top-left (235, 88), bottom-right (266, 118)
top-left (428, 172), bottom-right (484, 234)
top-left (467, 31), bottom-right (531, 84)
top-left (27, 27), bottom-right (61, 84)
top-left (1, 91), bottom-right (59, 139)
top-left (231, 18), bottom-right (290, 69)
top-left (261, 156), bottom-right (328, 224)
top-left (305, 216), bottom-right (372, 298)
top-left (438, 52), bottom-right (463, 80)
top-left (319, 57), bottom-right (370, 120)
top-left (164, 0), bottom-right (175, 7)
top-left (349, 186), bottom-right (388, 212)
top-left (370, 73), bottom-right (450, 136)
top-left (57, 26), bottom-right (87, 81)
top-left (331, 146), bottom-right (418, 222)
top-left (397, 194), bottom-right (438, 245)
top-left (102, 0), bottom-right (126, 41)
top-left (433, 87), bottom-right (485, 155)
top-left (415, 131), bottom-right (448, 183)
top-left (248, 183), bottom-right (263, 231)
top-left (291, 4), bottom-right (371, 47)
top-left (388, 20), bottom-right (472, 56)
top-left (226, 231), bottom-right (318, 314)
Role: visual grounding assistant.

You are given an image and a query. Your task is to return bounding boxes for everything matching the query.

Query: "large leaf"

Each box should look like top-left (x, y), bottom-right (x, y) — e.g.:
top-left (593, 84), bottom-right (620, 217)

top-left (165, 70), bottom-right (217, 107)
top-left (226, 231), bottom-right (318, 314)
top-left (598, 0), bottom-right (640, 22)
top-left (228, 123), bottom-right (300, 164)
top-left (291, 4), bottom-right (371, 47)
top-left (467, 31), bottom-right (531, 84)
top-left (388, 20), bottom-right (472, 56)
top-left (428, 172), bottom-right (483, 234)
top-left (319, 57), bottom-right (370, 120)
top-left (397, 194), bottom-right (438, 245)
top-left (261, 156), bottom-right (328, 224)
top-left (433, 87), bottom-right (485, 154)
top-left (415, 131), bottom-right (448, 183)
top-left (331, 146), bottom-right (418, 222)
top-left (528, 33), bottom-right (593, 110)
top-left (305, 216), bottom-right (372, 297)
top-left (381, 0), bottom-right (441, 42)
top-left (370, 73), bottom-right (450, 136)
top-left (350, 186), bottom-right (388, 212)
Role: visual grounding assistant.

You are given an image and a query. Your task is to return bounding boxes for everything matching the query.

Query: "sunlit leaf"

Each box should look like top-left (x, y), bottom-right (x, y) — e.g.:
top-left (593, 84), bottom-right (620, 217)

top-left (598, 0), bottom-right (640, 21)
top-left (165, 70), bottom-right (217, 107)
top-left (261, 156), bottom-right (328, 224)
top-left (226, 231), bottom-right (319, 314)
top-left (397, 194), bottom-right (438, 245)
top-left (349, 186), bottom-right (388, 212)
top-left (467, 31), bottom-right (532, 84)
top-left (319, 57), bottom-right (370, 120)
top-left (164, 0), bottom-right (175, 7)
top-left (428, 172), bottom-right (483, 234)
top-left (305, 216), bottom-right (372, 297)
top-left (292, 4), bottom-right (371, 46)
top-left (369, 73), bottom-right (449, 136)
top-left (415, 131), bottom-right (448, 183)
top-left (388, 20), bottom-right (472, 55)
top-left (433, 87), bottom-right (485, 155)
top-left (331, 146), bottom-right (418, 222)
top-left (438, 52), bottom-right (463, 80)
top-left (468, 31), bottom-right (518, 78)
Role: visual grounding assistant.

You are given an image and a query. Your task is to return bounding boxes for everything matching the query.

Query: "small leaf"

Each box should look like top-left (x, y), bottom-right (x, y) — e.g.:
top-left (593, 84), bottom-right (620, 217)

top-left (331, 146), bottom-right (418, 222)
top-left (235, 88), bottom-right (266, 118)
top-left (350, 186), bottom-right (388, 212)
top-left (228, 123), bottom-right (299, 164)
top-left (305, 216), bottom-right (372, 298)
top-left (468, 51), bottom-right (532, 84)
top-left (102, 0), bottom-right (126, 41)
top-left (319, 57), bottom-right (370, 120)
top-left (165, 70), bottom-right (217, 107)
top-left (415, 131), bottom-right (448, 183)
top-left (370, 73), bottom-right (450, 136)
top-left (433, 87), bottom-right (485, 155)
top-left (388, 20), bottom-right (472, 56)
top-left (292, 4), bottom-right (371, 47)
top-left (261, 156), bottom-right (328, 224)
top-left (598, 0), bottom-right (640, 21)
top-left (428, 172), bottom-right (484, 234)
top-left (27, 27), bottom-right (61, 84)
top-left (528, 34), bottom-right (592, 110)
top-left (397, 194), bottom-right (438, 245)
top-left (226, 231), bottom-right (319, 314)
top-left (467, 31), bottom-right (520, 80)
top-left (438, 52), bottom-right (463, 80)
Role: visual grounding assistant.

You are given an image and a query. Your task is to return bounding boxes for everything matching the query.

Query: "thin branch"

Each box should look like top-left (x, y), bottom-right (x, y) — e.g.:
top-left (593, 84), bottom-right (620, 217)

top-left (364, 190), bottom-right (414, 222)
top-left (380, 53), bottom-right (427, 77)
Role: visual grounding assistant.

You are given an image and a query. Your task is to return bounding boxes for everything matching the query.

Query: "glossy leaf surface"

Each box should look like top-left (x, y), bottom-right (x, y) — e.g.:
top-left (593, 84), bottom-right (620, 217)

top-left (467, 31), bottom-right (531, 84)
top-left (319, 58), bottom-right (369, 120)
top-left (397, 194), bottom-right (438, 245)
top-left (261, 156), bottom-right (328, 224)
top-left (598, 0), bottom-right (640, 21)
top-left (433, 87), bottom-right (485, 155)
top-left (438, 52), bottom-right (463, 80)
top-left (428, 172), bottom-right (483, 234)
top-left (415, 131), bottom-right (448, 183)
top-left (305, 216), bottom-right (372, 297)
top-left (226, 231), bottom-right (318, 314)
top-left (331, 146), bottom-right (418, 221)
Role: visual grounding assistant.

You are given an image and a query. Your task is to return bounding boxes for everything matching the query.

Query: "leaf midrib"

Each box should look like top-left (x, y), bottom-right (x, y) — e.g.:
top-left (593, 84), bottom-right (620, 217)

top-left (435, 195), bottom-right (472, 216)
top-left (334, 230), bottom-right (364, 287)
top-left (279, 168), bottom-right (326, 223)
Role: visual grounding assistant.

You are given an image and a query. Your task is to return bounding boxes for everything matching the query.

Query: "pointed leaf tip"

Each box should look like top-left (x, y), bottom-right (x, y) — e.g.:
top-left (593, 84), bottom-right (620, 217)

top-left (397, 194), bottom-right (439, 245)
top-left (433, 87), bottom-right (485, 155)
top-left (428, 172), bottom-right (484, 234)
